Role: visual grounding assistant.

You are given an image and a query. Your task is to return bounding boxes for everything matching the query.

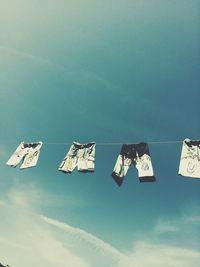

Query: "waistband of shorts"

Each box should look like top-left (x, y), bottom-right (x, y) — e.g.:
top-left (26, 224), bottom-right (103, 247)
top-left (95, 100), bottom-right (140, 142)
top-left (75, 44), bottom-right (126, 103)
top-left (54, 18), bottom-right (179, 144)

top-left (122, 142), bottom-right (147, 149)
top-left (22, 141), bottom-right (43, 148)
top-left (121, 142), bottom-right (148, 158)
top-left (184, 139), bottom-right (200, 147)
top-left (73, 141), bottom-right (96, 149)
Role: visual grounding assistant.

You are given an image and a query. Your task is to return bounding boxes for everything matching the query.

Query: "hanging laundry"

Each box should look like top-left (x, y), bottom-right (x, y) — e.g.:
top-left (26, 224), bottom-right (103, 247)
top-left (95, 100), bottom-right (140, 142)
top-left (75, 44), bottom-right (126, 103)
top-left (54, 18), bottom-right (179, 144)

top-left (178, 138), bottom-right (200, 178)
top-left (6, 141), bottom-right (43, 169)
top-left (111, 142), bottom-right (155, 186)
top-left (58, 141), bottom-right (96, 173)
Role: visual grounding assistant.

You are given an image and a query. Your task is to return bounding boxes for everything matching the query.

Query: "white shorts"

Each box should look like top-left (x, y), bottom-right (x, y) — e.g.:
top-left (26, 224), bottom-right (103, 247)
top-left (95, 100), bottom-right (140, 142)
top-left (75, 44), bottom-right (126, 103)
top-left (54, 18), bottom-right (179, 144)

top-left (6, 141), bottom-right (43, 169)
top-left (179, 138), bottom-right (200, 178)
top-left (58, 141), bottom-right (96, 173)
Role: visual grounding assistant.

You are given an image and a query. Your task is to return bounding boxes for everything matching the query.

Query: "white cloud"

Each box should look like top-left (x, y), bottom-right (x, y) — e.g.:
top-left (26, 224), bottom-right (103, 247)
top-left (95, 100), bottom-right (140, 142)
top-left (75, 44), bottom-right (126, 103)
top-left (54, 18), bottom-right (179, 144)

top-left (42, 216), bottom-right (125, 260)
top-left (0, 199), bottom-right (89, 267)
top-left (0, 200), bottom-right (6, 206)
top-left (0, 185), bottom-right (200, 267)
top-left (118, 242), bottom-right (200, 267)
top-left (2, 182), bottom-right (86, 211)
top-left (185, 215), bottom-right (200, 224)
top-left (0, 186), bottom-right (123, 267)
top-left (117, 213), bottom-right (200, 267)
top-left (154, 219), bottom-right (179, 233)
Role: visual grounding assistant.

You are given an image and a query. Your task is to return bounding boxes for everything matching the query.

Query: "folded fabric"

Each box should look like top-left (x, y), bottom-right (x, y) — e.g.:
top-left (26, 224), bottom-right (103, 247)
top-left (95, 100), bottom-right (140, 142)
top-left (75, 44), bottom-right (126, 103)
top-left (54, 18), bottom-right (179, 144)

top-left (58, 141), bottom-right (96, 173)
top-left (6, 141), bottom-right (43, 169)
top-left (178, 138), bottom-right (200, 178)
top-left (111, 142), bottom-right (155, 186)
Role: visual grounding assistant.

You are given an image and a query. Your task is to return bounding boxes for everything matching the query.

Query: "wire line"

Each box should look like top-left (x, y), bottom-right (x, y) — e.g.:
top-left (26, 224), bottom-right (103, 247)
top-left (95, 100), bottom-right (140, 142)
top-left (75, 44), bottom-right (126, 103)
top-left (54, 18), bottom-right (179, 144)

top-left (43, 140), bottom-right (183, 145)
top-left (0, 140), bottom-right (193, 146)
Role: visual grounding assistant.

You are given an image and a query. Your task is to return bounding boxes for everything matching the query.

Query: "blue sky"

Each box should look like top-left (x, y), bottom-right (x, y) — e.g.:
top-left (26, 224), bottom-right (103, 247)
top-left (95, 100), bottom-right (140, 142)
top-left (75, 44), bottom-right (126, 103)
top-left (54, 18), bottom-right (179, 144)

top-left (0, 1), bottom-right (200, 266)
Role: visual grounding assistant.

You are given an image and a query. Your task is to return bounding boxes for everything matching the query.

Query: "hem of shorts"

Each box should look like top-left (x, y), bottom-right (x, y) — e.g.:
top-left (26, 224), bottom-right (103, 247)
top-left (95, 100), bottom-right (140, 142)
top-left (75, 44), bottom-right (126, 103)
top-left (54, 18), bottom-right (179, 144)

top-left (20, 165), bottom-right (37, 169)
top-left (6, 163), bottom-right (17, 168)
top-left (58, 169), bottom-right (72, 174)
top-left (178, 173), bottom-right (200, 179)
top-left (7, 165), bottom-right (17, 168)
top-left (139, 176), bottom-right (155, 182)
top-left (78, 169), bottom-right (95, 173)
top-left (111, 172), bottom-right (123, 186)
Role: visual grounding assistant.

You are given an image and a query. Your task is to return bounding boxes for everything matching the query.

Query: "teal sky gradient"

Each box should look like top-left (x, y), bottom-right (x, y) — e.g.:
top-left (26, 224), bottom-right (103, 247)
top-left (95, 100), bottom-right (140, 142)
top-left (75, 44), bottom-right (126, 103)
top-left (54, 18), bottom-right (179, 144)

top-left (0, 1), bottom-right (200, 266)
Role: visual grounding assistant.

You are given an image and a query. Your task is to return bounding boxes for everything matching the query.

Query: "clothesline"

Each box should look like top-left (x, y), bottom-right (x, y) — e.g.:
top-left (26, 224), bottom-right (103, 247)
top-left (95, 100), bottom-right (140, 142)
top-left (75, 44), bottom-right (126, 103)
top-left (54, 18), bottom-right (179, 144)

top-left (45, 140), bottom-right (183, 145)
top-left (0, 140), bottom-right (184, 145)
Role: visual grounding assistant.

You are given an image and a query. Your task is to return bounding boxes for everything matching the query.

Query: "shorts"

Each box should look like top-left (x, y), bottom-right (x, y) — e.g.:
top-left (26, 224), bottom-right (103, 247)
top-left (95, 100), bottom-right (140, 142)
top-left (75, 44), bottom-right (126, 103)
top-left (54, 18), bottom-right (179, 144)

top-left (179, 138), bottom-right (200, 178)
top-left (6, 141), bottom-right (43, 169)
top-left (111, 142), bottom-right (155, 186)
top-left (58, 141), bottom-right (96, 173)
